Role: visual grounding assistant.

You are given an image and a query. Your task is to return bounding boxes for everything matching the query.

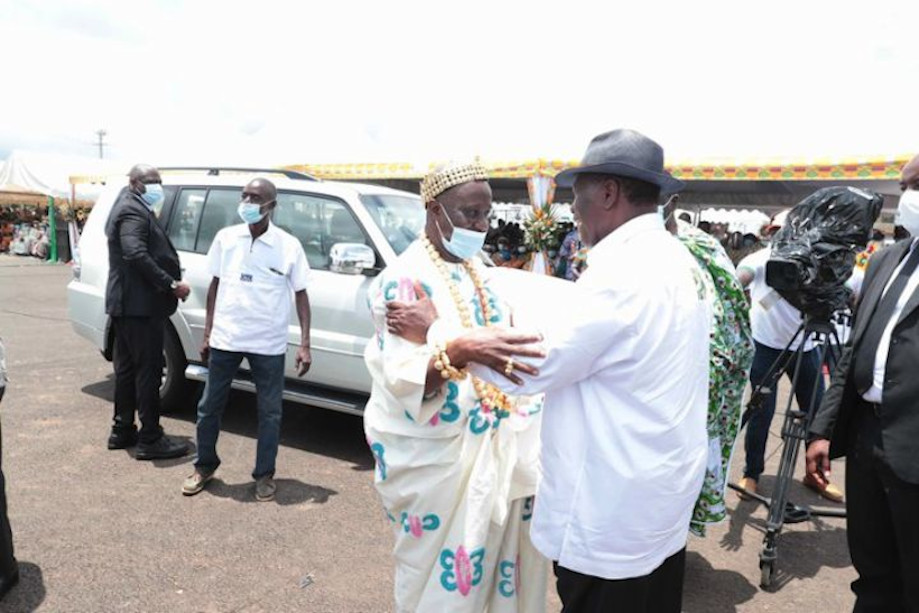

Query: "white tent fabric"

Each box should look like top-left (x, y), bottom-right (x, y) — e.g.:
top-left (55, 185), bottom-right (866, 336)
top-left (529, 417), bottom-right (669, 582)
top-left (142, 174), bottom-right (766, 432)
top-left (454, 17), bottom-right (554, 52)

top-left (0, 150), bottom-right (128, 199)
top-left (771, 209), bottom-right (790, 227)
top-left (490, 202), bottom-right (574, 226)
top-left (699, 207), bottom-right (771, 234)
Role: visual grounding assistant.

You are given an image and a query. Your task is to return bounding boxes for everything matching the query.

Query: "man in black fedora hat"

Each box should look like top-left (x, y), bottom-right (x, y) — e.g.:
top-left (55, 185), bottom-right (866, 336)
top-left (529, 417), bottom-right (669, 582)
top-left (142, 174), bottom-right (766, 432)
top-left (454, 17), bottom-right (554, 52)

top-left (385, 129), bottom-right (711, 612)
top-left (514, 129), bottom-right (709, 612)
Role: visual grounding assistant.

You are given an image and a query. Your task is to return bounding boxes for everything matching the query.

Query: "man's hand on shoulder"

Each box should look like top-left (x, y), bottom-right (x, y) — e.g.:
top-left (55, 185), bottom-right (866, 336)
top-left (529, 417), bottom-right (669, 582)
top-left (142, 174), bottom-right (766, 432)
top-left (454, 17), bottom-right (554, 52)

top-left (386, 281), bottom-right (437, 344)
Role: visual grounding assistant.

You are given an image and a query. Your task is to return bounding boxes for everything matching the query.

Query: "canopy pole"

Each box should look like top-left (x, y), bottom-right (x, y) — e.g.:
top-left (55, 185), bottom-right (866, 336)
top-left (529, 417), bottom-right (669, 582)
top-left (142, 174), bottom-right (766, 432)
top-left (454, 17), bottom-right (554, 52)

top-left (48, 195), bottom-right (57, 263)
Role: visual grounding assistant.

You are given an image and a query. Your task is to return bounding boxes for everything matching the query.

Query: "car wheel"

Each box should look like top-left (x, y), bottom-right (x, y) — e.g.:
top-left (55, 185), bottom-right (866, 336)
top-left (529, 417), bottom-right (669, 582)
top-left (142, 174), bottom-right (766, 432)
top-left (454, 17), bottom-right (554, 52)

top-left (160, 326), bottom-right (198, 414)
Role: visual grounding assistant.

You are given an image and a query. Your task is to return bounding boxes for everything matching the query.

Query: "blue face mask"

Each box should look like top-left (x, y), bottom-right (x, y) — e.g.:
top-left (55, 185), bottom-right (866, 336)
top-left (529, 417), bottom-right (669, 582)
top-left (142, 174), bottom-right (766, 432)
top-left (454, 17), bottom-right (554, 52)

top-left (437, 208), bottom-right (486, 261)
top-left (499, 248), bottom-right (512, 261)
top-left (140, 183), bottom-right (164, 209)
top-left (238, 201), bottom-right (266, 225)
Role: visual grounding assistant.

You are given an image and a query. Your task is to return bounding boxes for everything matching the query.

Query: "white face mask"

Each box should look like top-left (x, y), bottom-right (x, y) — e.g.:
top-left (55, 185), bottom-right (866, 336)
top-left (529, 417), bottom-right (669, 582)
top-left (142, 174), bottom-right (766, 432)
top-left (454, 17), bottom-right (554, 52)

top-left (436, 207), bottom-right (487, 261)
top-left (657, 195), bottom-right (677, 224)
top-left (896, 189), bottom-right (919, 237)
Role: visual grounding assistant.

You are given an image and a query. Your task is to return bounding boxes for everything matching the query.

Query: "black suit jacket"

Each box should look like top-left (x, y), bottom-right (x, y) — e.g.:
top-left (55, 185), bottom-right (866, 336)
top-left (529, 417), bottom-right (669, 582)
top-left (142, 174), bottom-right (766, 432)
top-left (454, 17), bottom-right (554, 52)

top-left (810, 238), bottom-right (919, 483)
top-left (105, 190), bottom-right (181, 319)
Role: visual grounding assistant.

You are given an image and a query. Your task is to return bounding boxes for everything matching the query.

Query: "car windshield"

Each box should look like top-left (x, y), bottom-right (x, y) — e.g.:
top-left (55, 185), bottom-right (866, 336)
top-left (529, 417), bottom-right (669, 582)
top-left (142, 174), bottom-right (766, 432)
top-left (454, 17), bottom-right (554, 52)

top-left (360, 194), bottom-right (426, 255)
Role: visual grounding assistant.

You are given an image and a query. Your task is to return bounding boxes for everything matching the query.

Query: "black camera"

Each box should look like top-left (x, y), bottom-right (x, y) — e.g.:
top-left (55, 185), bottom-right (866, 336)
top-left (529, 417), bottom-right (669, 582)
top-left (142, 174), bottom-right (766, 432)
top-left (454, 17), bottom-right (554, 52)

top-left (765, 186), bottom-right (883, 322)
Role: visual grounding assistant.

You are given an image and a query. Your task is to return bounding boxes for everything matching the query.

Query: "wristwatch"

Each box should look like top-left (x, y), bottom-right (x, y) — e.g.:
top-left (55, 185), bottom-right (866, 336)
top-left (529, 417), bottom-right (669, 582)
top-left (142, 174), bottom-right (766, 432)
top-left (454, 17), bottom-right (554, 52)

top-left (169, 280), bottom-right (178, 291)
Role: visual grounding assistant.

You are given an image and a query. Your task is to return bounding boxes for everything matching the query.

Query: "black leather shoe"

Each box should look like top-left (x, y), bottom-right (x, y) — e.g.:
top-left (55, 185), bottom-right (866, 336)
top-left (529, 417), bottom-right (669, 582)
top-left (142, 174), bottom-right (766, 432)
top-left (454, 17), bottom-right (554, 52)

top-left (107, 430), bottom-right (139, 450)
top-left (0, 567), bottom-right (20, 601)
top-left (135, 436), bottom-right (189, 461)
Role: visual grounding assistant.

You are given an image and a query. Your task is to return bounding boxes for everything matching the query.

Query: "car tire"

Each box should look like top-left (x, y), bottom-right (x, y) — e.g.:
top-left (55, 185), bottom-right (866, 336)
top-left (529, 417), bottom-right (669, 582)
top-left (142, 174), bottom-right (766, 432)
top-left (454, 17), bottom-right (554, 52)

top-left (160, 325), bottom-right (198, 414)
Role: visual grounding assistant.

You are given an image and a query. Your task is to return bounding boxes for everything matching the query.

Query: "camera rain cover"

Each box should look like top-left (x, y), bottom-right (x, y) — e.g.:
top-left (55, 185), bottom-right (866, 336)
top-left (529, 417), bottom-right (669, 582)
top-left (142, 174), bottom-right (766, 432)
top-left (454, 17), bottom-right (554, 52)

top-left (766, 186), bottom-right (883, 319)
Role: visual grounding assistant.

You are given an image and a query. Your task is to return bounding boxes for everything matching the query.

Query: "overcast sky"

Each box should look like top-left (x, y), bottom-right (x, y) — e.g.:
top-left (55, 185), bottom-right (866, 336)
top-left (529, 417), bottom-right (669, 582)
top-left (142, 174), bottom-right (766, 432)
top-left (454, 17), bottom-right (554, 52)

top-left (1, 0), bottom-right (917, 167)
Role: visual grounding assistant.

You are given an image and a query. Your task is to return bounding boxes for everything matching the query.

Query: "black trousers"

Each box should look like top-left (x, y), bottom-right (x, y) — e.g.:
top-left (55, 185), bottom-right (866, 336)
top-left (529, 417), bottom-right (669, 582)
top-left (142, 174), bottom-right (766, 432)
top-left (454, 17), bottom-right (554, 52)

top-left (112, 316), bottom-right (165, 444)
top-left (554, 548), bottom-right (686, 613)
top-left (0, 389), bottom-right (16, 577)
top-left (847, 404), bottom-right (919, 613)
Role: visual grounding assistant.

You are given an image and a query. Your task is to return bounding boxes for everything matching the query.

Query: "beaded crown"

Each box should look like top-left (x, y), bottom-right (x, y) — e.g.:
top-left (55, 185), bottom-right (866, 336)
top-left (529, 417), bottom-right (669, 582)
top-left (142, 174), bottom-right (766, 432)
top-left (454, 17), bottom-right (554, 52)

top-left (420, 161), bottom-right (489, 204)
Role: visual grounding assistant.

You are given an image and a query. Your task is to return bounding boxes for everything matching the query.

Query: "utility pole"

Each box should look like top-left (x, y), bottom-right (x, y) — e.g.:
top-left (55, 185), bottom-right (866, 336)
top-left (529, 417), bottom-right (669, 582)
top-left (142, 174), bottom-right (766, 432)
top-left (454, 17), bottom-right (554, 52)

top-left (95, 129), bottom-right (107, 159)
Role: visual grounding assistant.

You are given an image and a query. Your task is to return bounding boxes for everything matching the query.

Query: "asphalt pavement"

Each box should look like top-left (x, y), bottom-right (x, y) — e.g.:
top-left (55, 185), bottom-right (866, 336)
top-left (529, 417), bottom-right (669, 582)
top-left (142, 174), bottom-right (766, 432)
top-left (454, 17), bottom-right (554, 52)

top-left (0, 255), bottom-right (856, 612)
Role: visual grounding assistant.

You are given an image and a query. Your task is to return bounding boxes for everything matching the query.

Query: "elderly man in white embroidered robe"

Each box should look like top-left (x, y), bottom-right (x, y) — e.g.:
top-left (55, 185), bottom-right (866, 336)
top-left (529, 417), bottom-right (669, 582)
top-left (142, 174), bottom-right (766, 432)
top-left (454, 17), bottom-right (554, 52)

top-left (363, 162), bottom-right (549, 612)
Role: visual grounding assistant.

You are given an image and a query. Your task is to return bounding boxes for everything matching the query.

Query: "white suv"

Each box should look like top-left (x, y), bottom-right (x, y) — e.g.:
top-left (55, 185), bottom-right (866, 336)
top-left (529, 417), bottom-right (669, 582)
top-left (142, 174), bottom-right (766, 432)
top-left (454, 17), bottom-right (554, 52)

top-left (68, 167), bottom-right (425, 414)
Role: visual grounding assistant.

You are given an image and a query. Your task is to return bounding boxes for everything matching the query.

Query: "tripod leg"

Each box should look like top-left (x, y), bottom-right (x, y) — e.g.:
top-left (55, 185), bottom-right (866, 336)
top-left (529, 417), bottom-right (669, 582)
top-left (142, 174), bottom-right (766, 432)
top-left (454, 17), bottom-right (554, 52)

top-left (760, 334), bottom-right (820, 586)
top-left (766, 345), bottom-right (807, 530)
top-left (741, 324), bottom-right (805, 430)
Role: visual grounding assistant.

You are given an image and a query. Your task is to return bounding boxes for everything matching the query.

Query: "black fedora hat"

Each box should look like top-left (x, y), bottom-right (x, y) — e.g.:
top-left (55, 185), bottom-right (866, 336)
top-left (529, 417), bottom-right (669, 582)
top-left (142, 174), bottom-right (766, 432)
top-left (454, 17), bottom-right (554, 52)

top-left (554, 129), bottom-right (685, 194)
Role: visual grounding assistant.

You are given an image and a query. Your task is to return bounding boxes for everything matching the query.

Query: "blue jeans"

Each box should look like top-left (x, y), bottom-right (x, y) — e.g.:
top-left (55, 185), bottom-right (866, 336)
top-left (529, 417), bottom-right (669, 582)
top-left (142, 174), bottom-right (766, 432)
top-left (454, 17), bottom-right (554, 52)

top-left (195, 348), bottom-right (285, 479)
top-left (744, 340), bottom-right (825, 481)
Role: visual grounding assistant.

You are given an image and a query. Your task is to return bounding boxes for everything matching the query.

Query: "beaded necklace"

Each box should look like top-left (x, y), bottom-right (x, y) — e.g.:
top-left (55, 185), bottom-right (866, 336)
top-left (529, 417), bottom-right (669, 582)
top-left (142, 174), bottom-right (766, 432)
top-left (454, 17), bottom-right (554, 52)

top-left (423, 235), bottom-right (512, 415)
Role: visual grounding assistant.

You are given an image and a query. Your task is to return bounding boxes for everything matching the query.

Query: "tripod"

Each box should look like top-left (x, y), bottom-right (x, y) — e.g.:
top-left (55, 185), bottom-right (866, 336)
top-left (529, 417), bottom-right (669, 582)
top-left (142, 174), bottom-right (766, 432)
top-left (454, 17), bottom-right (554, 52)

top-left (728, 314), bottom-right (847, 588)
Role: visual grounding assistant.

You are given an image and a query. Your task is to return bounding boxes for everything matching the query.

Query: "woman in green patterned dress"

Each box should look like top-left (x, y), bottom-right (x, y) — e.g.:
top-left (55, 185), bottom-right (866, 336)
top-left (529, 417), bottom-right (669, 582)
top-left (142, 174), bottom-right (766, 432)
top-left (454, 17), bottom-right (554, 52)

top-left (667, 210), bottom-right (754, 536)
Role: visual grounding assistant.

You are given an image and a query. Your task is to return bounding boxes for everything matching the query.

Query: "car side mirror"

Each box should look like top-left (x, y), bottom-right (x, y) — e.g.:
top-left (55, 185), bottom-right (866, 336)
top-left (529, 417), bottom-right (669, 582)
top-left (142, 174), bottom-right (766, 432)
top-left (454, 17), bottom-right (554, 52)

top-left (329, 243), bottom-right (377, 275)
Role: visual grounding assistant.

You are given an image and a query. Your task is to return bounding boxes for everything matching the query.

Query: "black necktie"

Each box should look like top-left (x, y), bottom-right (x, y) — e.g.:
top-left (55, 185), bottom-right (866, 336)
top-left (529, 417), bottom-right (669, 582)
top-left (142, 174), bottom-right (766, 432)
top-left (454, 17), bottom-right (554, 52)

top-left (853, 244), bottom-right (919, 394)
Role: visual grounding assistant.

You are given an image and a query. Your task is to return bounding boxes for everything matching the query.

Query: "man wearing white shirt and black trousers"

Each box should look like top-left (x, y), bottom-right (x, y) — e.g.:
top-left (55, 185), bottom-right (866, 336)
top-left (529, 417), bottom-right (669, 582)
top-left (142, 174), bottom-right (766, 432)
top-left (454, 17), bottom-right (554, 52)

top-left (471, 130), bottom-right (710, 612)
top-left (182, 178), bottom-right (312, 502)
top-left (807, 154), bottom-right (919, 612)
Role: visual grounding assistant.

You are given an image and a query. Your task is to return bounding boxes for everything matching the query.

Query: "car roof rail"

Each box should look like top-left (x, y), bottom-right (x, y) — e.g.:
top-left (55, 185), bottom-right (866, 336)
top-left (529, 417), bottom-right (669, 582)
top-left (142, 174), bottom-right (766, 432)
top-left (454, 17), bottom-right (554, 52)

top-left (158, 167), bottom-right (318, 181)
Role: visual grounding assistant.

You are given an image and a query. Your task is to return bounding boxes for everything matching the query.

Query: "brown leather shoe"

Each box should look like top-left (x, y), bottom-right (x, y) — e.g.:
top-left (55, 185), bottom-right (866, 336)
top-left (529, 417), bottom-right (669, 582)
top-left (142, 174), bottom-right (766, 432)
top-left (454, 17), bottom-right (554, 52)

top-left (737, 476), bottom-right (757, 501)
top-left (803, 474), bottom-right (844, 503)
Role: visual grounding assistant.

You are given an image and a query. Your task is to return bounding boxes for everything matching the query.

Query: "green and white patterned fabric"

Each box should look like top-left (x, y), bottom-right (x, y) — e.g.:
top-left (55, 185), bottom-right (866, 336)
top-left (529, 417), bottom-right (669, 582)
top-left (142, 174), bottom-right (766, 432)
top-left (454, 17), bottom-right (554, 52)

top-left (676, 222), bottom-right (754, 537)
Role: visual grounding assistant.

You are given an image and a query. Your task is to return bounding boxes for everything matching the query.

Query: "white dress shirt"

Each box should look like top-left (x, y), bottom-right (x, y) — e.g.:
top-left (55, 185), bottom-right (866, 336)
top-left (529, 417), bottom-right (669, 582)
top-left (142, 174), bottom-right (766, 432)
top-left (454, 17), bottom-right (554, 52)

top-left (207, 223), bottom-right (310, 355)
top-left (472, 213), bottom-right (710, 580)
top-left (862, 238), bottom-right (919, 403)
top-left (737, 248), bottom-right (814, 352)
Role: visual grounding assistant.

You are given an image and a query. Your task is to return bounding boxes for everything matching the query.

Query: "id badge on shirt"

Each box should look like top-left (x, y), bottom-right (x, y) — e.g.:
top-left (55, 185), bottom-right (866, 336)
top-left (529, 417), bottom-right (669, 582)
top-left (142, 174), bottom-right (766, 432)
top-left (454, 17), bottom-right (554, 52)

top-left (760, 289), bottom-right (781, 311)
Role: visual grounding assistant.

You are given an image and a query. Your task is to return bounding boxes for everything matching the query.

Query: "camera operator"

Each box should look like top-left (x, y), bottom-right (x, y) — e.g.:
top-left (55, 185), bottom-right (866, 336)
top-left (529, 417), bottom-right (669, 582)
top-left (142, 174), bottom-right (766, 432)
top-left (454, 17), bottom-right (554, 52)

top-left (736, 225), bottom-right (843, 504)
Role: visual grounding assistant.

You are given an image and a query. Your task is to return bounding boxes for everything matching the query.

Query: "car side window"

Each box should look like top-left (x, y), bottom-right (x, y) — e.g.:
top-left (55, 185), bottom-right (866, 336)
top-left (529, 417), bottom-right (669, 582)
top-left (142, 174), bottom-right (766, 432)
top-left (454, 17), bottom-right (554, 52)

top-left (168, 188), bottom-right (242, 254)
top-left (273, 192), bottom-right (369, 271)
top-left (196, 189), bottom-right (241, 254)
top-left (168, 189), bottom-right (206, 252)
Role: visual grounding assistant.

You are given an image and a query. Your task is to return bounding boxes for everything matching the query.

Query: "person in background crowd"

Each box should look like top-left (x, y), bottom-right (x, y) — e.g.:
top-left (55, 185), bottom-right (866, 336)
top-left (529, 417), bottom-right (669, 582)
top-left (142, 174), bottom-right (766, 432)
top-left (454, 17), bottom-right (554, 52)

top-left (736, 231), bottom-right (843, 503)
top-left (662, 198), bottom-right (755, 538)
top-left (105, 164), bottom-right (191, 459)
top-left (807, 153), bottom-right (919, 611)
top-left (725, 232), bottom-right (761, 266)
top-left (183, 178), bottom-right (312, 502)
top-left (0, 338), bottom-right (18, 601)
top-left (492, 234), bottom-right (530, 270)
top-left (698, 220), bottom-right (712, 234)
top-left (368, 162), bottom-right (548, 611)
top-left (556, 226), bottom-right (585, 281)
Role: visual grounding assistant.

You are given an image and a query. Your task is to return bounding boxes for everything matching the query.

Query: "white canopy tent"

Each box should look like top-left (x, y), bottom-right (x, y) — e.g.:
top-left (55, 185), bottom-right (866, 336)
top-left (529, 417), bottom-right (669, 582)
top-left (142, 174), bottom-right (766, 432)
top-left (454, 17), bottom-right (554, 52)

top-left (0, 150), bottom-right (128, 200)
top-left (490, 202), bottom-right (574, 226)
top-left (699, 207), bottom-right (771, 234)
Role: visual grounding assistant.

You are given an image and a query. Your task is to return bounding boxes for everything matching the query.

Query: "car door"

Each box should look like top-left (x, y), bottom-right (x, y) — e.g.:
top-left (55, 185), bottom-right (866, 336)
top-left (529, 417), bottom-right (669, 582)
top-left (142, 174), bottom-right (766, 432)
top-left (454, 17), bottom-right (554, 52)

top-left (273, 191), bottom-right (376, 393)
top-left (166, 186), bottom-right (241, 357)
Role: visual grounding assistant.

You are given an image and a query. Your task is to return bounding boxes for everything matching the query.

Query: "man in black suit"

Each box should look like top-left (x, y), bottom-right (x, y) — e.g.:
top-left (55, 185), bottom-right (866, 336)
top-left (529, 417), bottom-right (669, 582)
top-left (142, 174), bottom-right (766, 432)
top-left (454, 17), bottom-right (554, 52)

top-left (807, 153), bottom-right (919, 612)
top-left (105, 164), bottom-right (190, 460)
top-left (0, 339), bottom-right (18, 600)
